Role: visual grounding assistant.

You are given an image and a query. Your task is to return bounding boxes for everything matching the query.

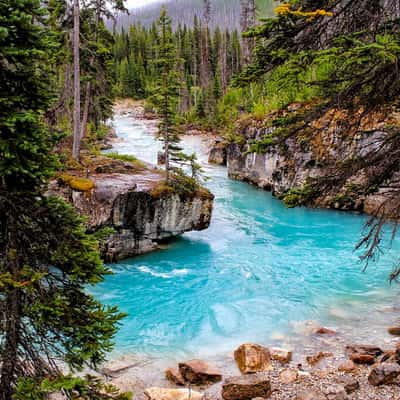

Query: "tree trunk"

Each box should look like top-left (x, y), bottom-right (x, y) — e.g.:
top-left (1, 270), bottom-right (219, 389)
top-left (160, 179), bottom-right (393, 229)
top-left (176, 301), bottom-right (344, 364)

top-left (0, 227), bottom-right (22, 400)
top-left (80, 81), bottom-right (90, 139)
top-left (0, 288), bottom-right (21, 400)
top-left (240, 0), bottom-right (256, 65)
top-left (200, 0), bottom-right (211, 89)
top-left (80, 4), bottom-right (101, 139)
top-left (72, 0), bottom-right (81, 160)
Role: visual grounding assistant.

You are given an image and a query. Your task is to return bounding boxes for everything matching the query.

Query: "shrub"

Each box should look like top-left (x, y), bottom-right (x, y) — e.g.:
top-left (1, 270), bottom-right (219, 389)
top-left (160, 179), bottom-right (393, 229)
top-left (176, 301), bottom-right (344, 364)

top-left (105, 152), bottom-right (146, 168)
top-left (281, 184), bottom-right (315, 207)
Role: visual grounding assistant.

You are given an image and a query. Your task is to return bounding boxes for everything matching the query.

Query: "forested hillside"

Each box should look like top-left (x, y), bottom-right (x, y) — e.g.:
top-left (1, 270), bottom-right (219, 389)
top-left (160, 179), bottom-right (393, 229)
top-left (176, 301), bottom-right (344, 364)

top-left (113, 21), bottom-right (242, 125)
top-left (114, 0), bottom-right (276, 30)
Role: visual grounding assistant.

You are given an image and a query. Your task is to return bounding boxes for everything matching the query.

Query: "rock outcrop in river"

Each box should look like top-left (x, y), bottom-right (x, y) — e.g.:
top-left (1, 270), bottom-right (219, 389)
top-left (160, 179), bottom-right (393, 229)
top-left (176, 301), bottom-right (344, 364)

top-left (49, 157), bottom-right (213, 261)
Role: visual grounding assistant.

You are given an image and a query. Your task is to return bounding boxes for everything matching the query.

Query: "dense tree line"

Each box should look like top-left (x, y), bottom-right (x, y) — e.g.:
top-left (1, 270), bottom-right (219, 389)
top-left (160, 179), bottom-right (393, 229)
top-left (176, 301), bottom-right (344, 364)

top-left (113, 16), bottom-right (242, 123)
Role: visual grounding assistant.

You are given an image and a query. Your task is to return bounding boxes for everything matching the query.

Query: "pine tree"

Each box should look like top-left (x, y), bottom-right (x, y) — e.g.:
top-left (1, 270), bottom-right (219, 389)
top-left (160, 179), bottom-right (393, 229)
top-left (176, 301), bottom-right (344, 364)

top-left (150, 8), bottom-right (183, 183)
top-left (0, 2), bottom-right (124, 398)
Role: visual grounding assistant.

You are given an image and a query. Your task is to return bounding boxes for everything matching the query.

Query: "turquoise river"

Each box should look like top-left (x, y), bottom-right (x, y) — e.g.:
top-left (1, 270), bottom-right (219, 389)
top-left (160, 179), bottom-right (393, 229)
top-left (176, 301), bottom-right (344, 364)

top-left (93, 110), bottom-right (400, 368)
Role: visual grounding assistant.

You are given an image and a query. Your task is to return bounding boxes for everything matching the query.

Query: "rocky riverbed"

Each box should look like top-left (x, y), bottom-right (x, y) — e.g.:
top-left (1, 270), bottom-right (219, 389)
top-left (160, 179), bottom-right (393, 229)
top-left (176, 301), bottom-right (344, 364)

top-left (98, 332), bottom-right (400, 400)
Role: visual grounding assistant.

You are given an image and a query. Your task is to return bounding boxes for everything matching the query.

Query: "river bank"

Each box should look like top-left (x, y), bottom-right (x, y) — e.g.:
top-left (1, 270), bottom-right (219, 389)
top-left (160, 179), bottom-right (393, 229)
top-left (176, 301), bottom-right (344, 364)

top-left (93, 101), bottom-right (400, 399)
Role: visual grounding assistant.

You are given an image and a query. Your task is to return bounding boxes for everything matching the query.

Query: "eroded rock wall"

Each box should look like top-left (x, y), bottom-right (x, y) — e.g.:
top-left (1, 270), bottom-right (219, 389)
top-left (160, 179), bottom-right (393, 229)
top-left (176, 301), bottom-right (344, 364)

top-left (227, 108), bottom-right (400, 216)
top-left (49, 172), bottom-right (213, 261)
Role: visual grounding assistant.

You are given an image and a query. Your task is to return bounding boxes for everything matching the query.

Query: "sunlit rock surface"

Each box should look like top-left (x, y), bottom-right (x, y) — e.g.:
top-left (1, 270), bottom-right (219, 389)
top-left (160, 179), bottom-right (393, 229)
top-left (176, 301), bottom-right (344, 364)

top-left (49, 169), bottom-right (213, 261)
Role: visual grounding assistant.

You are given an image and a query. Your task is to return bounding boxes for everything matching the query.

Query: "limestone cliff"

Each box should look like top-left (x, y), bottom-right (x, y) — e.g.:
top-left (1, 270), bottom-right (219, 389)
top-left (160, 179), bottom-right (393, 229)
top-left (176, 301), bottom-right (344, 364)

top-left (227, 106), bottom-right (400, 217)
top-left (48, 159), bottom-right (213, 261)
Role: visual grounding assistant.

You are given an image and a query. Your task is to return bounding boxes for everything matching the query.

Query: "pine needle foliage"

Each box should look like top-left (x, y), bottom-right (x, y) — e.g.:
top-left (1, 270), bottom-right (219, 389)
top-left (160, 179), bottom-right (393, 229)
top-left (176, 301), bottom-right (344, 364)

top-left (0, 2), bottom-right (125, 398)
top-left (149, 7), bottom-right (184, 183)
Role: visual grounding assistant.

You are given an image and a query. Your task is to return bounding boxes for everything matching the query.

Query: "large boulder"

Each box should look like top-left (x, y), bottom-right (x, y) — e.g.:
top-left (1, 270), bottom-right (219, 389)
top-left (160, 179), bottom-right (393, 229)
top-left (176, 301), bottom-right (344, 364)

top-left (165, 367), bottom-right (185, 386)
top-left (208, 142), bottom-right (227, 165)
top-left (270, 347), bottom-right (292, 363)
top-left (178, 359), bottom-right (222, 385)
top-left (388, 326), bottom-right (400, 336)
top-left (144, 388), bottom-right (203, 400)
top-left (368, 362), bottom-right (400, 386)
top-left (234, 343), bottom-right (272, 374)
top-left (222, 374), bottom-right (272, 400)
top-left (345, 344), bottom-right (383, 365)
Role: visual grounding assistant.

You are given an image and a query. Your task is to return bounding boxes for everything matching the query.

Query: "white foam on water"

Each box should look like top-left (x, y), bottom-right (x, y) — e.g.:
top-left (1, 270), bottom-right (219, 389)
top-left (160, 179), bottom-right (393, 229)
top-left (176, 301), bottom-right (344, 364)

top-left (137, 265), bottom-right (189, 278)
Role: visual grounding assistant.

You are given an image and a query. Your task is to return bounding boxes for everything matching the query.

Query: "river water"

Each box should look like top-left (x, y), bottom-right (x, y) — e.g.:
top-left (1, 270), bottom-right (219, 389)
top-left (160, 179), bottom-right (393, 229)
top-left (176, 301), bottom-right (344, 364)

top-left (93, 111), bottom-right (400, 369)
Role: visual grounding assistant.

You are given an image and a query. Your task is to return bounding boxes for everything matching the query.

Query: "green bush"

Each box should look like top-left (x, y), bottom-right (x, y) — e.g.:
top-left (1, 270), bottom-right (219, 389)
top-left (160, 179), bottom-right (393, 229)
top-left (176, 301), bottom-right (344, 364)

top-left (105, 152), bottom-right (146, 168)
top-left (281, 184), bottom-right (315, 208)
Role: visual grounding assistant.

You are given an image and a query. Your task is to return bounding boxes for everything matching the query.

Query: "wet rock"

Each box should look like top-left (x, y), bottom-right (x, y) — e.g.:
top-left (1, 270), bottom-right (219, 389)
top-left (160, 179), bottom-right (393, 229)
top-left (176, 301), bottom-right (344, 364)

top-left (222, 374), bottom-right (272, 400)
top-left (178, 359), bottom-right (222, 385)
top-left (234, 343), bottom-right (272, 374)
top-left (144, 388), bottom-right (203, 400)
top-left (323, 385), bottom-right (348, 400)
top-left (388, 326), bottom-right (400, 336)
top-left (368, 362), bottom-right (400, 386)
top-left (270, 347), bottom-right (292, 363)
top-left (279, 369), bottom-right (298, 384)
top-left (208, 143), bottom-right (227, 165)
top-left (350, 353), bottom-right (375, 364)
top-left (100, 358), bottom-right (137, 378)
top-left (316, 327), bottom-right (337, 335)
top-left (338, 376), bottom-right (359, 394)
top-left (377, 350), bottom-right (396, 363)
top-left (337, 360), bottom-right (355, 372)
top-left (157, 151), bottom-right (166, 165)
top-left (295, 389), bottom-right (325, 400)
top-left (306, 351), bottom-right (333, 366)
top-left (165, 367), bottom-right (185, 386)
top-left (345, 344), bottom-right (382, 364)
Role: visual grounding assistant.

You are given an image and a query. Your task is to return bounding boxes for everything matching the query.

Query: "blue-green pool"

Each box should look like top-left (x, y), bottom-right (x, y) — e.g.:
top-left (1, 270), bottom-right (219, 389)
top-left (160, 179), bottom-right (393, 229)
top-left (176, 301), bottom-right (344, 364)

top-left (93, 112), bottom-right (400, 362)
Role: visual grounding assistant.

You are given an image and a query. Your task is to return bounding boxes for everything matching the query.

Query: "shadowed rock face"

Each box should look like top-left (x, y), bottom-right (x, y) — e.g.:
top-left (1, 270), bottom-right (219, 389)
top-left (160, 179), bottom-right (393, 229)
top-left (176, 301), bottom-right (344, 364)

top-left (49, 172), bottom-right (213, 261)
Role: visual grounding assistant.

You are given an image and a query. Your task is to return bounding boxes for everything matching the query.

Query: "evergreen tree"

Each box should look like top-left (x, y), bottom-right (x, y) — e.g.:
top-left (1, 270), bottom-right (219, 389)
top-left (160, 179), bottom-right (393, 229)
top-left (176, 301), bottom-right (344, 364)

top-left (0, 2), bottom-right (124, 398)
top-left (150, 8), bottom-right (183, 183)
top-left (112, 11), bottom-right (243, 127)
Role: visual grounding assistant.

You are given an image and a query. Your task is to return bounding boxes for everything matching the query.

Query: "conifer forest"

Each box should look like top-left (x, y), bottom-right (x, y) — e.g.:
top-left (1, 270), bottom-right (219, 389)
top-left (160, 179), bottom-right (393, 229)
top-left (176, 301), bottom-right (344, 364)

top-left (1, 1), bottom-right (400, 399)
